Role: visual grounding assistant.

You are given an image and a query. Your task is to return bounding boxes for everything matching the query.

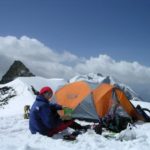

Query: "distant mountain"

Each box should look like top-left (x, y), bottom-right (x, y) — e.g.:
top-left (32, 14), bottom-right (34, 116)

top-left (70, 73), bottom-right (142, 101)
top-left (0, 60), bottom-right (35, 84)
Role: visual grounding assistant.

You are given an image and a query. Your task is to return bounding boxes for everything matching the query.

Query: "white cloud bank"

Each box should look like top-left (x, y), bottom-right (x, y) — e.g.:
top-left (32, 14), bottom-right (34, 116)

top-left (0, 36), bottom-right (150, 100)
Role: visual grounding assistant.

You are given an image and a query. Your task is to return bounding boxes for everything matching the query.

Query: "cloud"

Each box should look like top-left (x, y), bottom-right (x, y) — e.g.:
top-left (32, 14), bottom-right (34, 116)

top-left (0, 36), bottom-right (150, 101)
top-left (75, 55), bottom-right (150, 85)
top-left (0, 36), bottom-right (81, 79)
top-left (74, 55), bottom-right (150, 101)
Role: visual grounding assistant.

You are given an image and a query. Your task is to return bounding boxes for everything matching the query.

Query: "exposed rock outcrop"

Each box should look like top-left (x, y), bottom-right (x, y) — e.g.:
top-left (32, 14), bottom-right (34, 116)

top-left (0, 60), bottom-right (35, 84)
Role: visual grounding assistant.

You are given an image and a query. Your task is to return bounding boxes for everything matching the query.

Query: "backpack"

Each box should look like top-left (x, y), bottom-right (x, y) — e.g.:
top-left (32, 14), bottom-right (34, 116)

top-left (102, 114), bottom-right (132, 133)
top-left (24, 105), bottom-right (30, 119)
top-left (101, 103), bottom-right (133, 132)
top-left (136, 105), bottom-right (150, 122)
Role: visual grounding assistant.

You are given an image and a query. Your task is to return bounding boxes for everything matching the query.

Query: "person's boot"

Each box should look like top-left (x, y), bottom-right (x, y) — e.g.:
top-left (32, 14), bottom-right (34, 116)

top-left (81, 125), bottom-right (91, 132)
top-left (63, 130), bottom-right (81, 141)
top-left (93, 124), bottom-right (102, 135)
top-left (69, 121), bottom-right (91, 132)
top-left (63, 134), bottom-right (76, 141)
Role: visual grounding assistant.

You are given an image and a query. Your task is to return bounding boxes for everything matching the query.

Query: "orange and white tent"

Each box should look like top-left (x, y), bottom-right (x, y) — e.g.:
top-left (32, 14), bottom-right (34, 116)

top-left (55, 81), bottom-right (144, 121)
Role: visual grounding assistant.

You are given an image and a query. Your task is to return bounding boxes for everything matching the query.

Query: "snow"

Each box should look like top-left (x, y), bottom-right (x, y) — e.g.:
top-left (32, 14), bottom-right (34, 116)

top-left (132, 100), bottom-right (150, 110)
top-left (70, 73), bottom-right (106, 83)
top-left (0, 77), bottom-right (66, 117)
top-left (0, 76), bottom-right (150, 150)
top-left (0, 114), bottom-right (150, 150)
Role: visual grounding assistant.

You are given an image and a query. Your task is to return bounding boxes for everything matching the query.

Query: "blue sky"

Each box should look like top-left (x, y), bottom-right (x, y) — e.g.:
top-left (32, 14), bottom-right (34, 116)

top-left (0, 0), bottom-right (150, 66)
top-left (0, 0), bottom-right (150, 101)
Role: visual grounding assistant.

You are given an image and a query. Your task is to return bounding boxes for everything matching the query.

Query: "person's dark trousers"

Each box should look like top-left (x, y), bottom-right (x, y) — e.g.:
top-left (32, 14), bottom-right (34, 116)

top-left (67, 120), bottom-right (85, 130)
top-left (47, 120), bottom-right (86, 137)
top-left (47, 120), bottom-right (74, 136)
top-left (48, 120), bottom-right (90, 137)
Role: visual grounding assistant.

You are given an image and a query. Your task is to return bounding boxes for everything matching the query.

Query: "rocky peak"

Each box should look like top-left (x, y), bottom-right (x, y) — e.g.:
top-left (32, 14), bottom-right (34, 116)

top-left (0, 60), bottom-right (35, 84)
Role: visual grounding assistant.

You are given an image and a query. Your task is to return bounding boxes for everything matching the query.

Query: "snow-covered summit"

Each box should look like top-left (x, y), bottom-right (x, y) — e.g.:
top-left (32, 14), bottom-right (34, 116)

top-left (70, 73), bottom-right (142, 101)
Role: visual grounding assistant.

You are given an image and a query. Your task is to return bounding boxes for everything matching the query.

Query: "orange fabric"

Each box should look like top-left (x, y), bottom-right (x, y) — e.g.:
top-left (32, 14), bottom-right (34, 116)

top-left (55, 81), bottom-right (91, 109)
top-left (115, 89), bottom-right (145, 121)
top-left (92, 84), bottom-right (114, 117)
top-left (56, 81), bottom-right (144, 121)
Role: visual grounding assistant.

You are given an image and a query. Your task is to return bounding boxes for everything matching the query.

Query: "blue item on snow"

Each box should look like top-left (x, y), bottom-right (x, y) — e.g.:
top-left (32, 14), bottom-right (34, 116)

top-left (29, 95), bottom-right (62, 135)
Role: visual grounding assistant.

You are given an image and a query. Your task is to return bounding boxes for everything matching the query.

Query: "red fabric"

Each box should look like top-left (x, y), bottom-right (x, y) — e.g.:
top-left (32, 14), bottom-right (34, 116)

top-left (48, 120), bottom-right (74, 137)
top-left (39, 86), bottom-right (53, 95)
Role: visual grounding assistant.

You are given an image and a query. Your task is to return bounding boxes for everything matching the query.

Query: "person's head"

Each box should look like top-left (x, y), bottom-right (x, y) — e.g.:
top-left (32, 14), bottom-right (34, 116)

top-left (39, 86), bottom-right (53, 101)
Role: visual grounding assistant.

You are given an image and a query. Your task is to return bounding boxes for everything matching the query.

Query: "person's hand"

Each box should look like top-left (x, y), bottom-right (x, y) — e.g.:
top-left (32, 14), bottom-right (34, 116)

top-left (61, 115), bottom-right (72, 120)
top-left (62, 106), bottom-right (69, 109)
top-left (61, 107), bottom-right (73, 120)
top-left (63, 107), bottom-right (73, 115)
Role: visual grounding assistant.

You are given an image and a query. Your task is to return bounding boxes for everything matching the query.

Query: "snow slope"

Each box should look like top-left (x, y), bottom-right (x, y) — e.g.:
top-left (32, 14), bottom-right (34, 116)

top-left (0, 114), bottom-right (150, 150)
top-left (0, 77), bottom-right (66, 117)
top-left (0, 76), bottom-right (150, 150)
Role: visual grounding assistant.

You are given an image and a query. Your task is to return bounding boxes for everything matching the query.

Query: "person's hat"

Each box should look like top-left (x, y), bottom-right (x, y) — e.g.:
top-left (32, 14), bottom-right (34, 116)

top-left (39, 86), bottom-right (53, 95)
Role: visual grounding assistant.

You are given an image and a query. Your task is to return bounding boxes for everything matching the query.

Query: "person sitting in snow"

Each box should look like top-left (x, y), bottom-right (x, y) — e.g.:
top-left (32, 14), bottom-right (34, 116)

top-left (29, 86), bottom-right (89, 139)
